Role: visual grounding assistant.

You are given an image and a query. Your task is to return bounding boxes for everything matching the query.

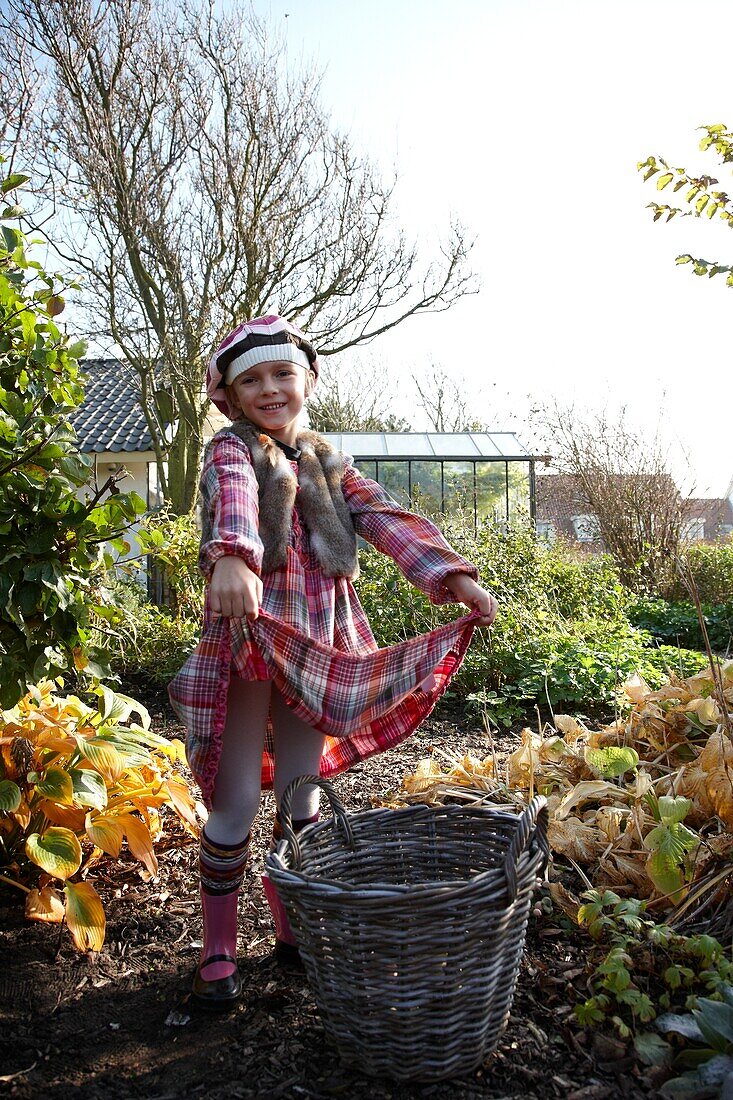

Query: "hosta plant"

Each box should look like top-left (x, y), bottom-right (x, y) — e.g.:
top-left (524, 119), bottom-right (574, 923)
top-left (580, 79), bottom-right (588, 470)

top-left (0, 679), bottom-right (198, 950)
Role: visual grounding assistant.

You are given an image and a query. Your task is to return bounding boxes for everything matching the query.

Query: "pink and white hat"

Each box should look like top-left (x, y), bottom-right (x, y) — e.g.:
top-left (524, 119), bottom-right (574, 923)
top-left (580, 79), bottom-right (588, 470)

top-left (206, 315), bottom-right (319, 420)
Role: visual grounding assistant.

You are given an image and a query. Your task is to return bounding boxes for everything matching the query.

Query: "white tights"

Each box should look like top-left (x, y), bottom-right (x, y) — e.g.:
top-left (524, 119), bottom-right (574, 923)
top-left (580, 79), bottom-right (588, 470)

top-left (204, 677), bottom-right (326, 846)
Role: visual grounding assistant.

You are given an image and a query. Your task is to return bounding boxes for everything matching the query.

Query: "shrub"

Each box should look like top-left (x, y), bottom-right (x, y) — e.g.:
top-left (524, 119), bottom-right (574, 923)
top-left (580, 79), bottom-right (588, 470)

top-left (664, 540), bottom-right (733, 605)
top-left (356, 519), bottom-right (675, 710)
top-left (628, 596), bottom-right (733, 655)
top-left (109, 578), bottom-right (200, 686)
top-left (0, 163), bottom-right (145, 706)
top-left (0, 679), bottom-right (198, 951)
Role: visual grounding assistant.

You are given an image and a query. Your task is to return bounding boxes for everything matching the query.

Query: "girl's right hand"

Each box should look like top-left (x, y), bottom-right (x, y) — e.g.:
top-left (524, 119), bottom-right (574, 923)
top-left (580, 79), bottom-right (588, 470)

top-left (209, 556), bottom-right (263, 621)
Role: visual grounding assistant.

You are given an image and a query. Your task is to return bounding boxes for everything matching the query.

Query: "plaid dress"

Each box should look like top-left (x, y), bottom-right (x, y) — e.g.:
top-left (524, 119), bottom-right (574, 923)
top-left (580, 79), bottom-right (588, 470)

top-left (168, 432), bottom-right (479, 807)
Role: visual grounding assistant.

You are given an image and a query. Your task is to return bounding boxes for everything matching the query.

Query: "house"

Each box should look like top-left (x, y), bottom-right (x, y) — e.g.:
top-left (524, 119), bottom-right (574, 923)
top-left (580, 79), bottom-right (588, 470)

top-left (536, 472), bottom-right (733, 547)
top-left (71, 360), bottom-right (546, 533)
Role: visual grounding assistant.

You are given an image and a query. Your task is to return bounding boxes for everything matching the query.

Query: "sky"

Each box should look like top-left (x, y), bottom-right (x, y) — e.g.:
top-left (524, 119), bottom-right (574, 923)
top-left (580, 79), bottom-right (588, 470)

top-left (247, 0), bottom-right (733, 497)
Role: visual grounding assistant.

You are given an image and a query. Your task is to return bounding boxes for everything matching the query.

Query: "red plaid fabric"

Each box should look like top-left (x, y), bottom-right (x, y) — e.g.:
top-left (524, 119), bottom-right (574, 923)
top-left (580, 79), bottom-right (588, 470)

top-left (168, 432), bottom-right (480, 807)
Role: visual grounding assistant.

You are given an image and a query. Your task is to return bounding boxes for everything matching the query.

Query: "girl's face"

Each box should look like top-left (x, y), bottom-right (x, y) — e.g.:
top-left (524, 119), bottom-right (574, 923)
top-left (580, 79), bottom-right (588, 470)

top-left (227, 360), bottom-right (309, 446)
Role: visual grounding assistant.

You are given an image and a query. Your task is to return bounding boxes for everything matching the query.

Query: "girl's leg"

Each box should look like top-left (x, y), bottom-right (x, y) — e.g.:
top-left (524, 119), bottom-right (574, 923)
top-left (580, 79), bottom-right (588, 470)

top-left (194, 677), bottom-right (271, 1004)
top-left (265, 690), bottom-right (327, 961)
top-left (206, 676), bottom-right (271, 844)
top-left (270, 687), bottom-right (326, 820)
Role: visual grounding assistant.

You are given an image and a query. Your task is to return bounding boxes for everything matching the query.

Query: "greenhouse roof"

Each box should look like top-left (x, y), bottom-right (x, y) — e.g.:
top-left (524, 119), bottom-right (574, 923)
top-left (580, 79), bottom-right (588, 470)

top-left (320, 431), bottom-right (537, 460)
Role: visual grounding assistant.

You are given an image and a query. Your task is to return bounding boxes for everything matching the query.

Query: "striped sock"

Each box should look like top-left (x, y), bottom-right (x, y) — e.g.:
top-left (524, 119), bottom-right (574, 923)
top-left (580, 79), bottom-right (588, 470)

top-left (199, 828), bottom-right (251, 896)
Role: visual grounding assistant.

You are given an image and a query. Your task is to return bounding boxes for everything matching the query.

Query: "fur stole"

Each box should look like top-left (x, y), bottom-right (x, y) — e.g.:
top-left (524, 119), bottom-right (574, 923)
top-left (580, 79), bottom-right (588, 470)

top-left (208, 419), bottom-right (359, 579)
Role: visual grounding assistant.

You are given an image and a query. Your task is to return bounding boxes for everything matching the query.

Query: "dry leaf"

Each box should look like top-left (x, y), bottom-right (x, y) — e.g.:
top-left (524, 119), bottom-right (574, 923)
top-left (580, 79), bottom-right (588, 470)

top-left (25, 884), bottom-right (65, 923)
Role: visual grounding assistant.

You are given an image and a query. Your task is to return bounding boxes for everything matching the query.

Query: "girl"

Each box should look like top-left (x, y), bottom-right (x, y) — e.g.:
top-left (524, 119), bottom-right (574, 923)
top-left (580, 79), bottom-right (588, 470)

top-left (169, 315), bottom-right (497, 1009)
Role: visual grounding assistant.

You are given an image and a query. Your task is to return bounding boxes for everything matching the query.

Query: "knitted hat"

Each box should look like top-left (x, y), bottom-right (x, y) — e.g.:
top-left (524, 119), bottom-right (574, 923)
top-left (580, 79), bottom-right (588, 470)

top-left (207, 315), bottom-right (319, 420)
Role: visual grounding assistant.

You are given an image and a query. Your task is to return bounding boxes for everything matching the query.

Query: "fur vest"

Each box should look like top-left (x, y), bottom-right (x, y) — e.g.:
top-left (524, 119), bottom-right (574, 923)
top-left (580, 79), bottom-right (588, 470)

top-left (205, 420), bottom-right (360, 579)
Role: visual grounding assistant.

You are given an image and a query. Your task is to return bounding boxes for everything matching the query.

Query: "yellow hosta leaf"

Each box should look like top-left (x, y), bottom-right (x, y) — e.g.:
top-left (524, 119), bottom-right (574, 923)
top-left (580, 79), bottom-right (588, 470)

top-left (39, 799), bottom-right (87, 831)
top-left (34, 767), bottom-right (75, 806)
top-left (64, 881), bottom-right (106, 951)
top-left (76, 737), bottom-right (124, 781)
top-left (85, 813), bottom-right (124, 857)
top-left (72, 646), bottom-right (88, 672)
top-left (698, 728), bottom-right (733, 772)
top-left (507, 728), bottom-right (542, 789)
top-left (684, 696), bottom-right (720, 726)
top-left (120, 813), bottom-right (158, 875)
top-left (25, 884), bottom-right (65, 923)
top-left (554, 714), bottom-right (589, 744)
top-left (623, 673), bottom-right (652, 704)
top-left (26, 827), bottom-right (82, 881)
top-left (705, 766), bottom-right (733, 828)
top-left (163, 776), bottom-right (198, 830)
top-left (554, 780), bottom-right (625, 821)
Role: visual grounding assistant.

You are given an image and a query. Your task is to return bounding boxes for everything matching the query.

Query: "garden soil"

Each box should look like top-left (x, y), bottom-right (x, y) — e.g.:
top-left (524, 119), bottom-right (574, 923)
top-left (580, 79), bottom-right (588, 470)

top-left (0, 683), bottom-right (654, 1100)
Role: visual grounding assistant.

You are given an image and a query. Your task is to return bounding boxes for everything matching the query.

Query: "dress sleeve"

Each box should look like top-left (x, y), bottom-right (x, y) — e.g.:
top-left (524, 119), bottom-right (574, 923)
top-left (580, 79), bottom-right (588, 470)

top-left (341, 462), bottom-right (478, 605)
top-left (198, 434), bottom-right (264, 580)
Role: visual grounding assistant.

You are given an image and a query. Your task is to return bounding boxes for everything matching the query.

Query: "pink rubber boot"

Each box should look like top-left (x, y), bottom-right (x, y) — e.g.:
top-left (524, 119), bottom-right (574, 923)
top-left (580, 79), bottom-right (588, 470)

top-left (263, 811), bottom-right (318, 965)
top-left (192, 887), bottom-right (242, 1008)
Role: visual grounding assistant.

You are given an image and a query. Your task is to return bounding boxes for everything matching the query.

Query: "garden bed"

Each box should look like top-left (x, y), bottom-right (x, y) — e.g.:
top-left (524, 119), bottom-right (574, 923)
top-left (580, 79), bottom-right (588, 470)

top-left (0, 686), bottom-right (661, 1099)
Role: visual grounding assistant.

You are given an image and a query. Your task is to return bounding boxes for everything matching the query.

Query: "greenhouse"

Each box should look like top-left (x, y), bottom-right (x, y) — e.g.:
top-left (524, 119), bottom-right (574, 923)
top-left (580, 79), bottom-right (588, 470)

top-left (321, 432), bottom-right (544, 529)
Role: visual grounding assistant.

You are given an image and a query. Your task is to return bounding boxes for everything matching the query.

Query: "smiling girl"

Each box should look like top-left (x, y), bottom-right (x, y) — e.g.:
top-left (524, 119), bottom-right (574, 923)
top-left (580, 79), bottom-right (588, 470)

top-left (169, 315), bottom-right (497, 1008)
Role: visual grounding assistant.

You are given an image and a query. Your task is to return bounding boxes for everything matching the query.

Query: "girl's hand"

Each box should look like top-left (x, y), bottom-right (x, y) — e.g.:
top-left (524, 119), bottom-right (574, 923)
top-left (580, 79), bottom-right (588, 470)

top-left (210, 556), bottom-right (263, 621)
top-left (445, 574), bottom-right (498, 627)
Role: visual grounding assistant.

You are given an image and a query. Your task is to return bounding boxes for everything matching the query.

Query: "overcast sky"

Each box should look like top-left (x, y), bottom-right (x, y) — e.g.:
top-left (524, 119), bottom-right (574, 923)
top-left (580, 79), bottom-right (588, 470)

top-left (249, 0), bottom-right (733, 497)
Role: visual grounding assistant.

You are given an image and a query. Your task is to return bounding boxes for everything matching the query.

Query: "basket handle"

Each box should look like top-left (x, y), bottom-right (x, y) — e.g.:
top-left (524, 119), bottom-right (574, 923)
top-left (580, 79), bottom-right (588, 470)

top-left (503, 795), bottom-right (549, 902)
top-left (279, 774), bottom-right (355, 871)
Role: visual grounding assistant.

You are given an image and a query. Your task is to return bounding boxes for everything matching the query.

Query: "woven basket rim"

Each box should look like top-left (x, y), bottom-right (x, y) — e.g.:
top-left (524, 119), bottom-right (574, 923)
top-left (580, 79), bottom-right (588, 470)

top-left (266, 837), bottom-right (545, 901)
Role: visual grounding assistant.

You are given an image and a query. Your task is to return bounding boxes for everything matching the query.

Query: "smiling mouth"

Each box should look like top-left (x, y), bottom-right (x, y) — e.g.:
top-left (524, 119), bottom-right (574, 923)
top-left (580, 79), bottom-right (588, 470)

top-left (259, 403), bottom-right (287, 412)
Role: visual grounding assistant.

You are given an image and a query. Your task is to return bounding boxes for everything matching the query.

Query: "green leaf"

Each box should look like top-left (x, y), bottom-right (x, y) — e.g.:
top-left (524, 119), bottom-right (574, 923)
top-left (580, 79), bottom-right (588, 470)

top-left (656, 1013), bottom-right (705, 1041)
top-left (634, 1031), bottom-right (672, 1067)
top-left (0, 779), bottom-right (22, 812)
top-left (657, 173), bottom-right (674, 190)
top-left (26, 827), bottom-right (82, 881)
top-left (34, 766), bottom-right (75, 805)
top-left (69, 768), bottom-right (107, 811)
top-left (1, 173), bottom-right (30, 194)
top-left (585, 745), bottom-right (639, 777)
top-left (658, 795), bottom-right (692, 825)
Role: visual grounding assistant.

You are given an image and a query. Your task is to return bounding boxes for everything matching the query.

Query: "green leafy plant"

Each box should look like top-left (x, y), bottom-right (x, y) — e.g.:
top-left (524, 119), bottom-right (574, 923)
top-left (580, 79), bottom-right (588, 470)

top-left (575, 890), bottom-right (733, 1040)
top-left (652, 986), bottom-right (733, 1098)
top-left (0, 161), bottom-right (146, 706)
top-left (643, 794), bottom-right (700, 902)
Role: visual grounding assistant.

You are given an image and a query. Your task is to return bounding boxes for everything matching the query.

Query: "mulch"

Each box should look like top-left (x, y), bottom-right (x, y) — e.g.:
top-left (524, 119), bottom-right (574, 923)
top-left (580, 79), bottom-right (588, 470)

top-left (0, 682), bottom-right (654, 1099)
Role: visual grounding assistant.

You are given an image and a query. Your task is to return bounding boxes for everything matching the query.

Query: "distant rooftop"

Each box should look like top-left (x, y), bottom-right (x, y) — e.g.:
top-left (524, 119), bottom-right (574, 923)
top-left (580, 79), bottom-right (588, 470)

top-left (70, 359), bottom-right (154, 453)
top-left (319, 432), bottom-right (536, 460)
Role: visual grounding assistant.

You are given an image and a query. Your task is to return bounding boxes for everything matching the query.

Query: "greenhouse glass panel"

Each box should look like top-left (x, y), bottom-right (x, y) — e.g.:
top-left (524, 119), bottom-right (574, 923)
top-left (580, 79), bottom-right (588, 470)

top-left (476, 461), bottom-right (507, 523)
top-left (508, 461), bottom-right (531, 520)
top-left (355, 459), bottom-right (377, 480)
top-left (410, 461), bottom-right (443, 516)
top-left (379, 461), bottom-right (410, 507)
top-left (441, 461), bottom-right (475, 522)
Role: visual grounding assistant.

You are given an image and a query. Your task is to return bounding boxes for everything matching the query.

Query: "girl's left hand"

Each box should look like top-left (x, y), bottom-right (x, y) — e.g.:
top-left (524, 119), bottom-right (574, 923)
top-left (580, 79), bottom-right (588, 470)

top-left (445, 574), bottom-right (498, 627)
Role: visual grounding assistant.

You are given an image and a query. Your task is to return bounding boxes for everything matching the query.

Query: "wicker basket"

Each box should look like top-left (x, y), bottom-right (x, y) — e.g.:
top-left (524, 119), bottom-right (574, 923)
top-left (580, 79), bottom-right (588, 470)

top-left (265, 775), bottom-right (549, 1082)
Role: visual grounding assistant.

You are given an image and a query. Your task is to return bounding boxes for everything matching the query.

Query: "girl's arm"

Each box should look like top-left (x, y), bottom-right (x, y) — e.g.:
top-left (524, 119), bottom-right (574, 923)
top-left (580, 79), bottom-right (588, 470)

top-left (341, 463), bottom-right (491, 611)
top-left (199, 434), bottom-right (264, 618)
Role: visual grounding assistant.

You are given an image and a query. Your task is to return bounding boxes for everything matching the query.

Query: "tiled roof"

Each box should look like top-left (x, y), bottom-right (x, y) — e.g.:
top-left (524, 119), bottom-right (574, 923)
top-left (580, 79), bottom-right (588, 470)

top-left (70, 359), bottom-right (155, 453)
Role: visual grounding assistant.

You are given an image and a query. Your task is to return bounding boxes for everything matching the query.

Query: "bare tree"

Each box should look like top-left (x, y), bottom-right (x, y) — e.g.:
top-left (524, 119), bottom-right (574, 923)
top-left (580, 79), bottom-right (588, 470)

top-left (413, 365), bottom-right (488, 432)
top-left (2, 0), bottom-right (476, 511)
top-left (543, 403), bottom-right (689, 588)
top-left (307, 360), bottom-right (411, 432)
